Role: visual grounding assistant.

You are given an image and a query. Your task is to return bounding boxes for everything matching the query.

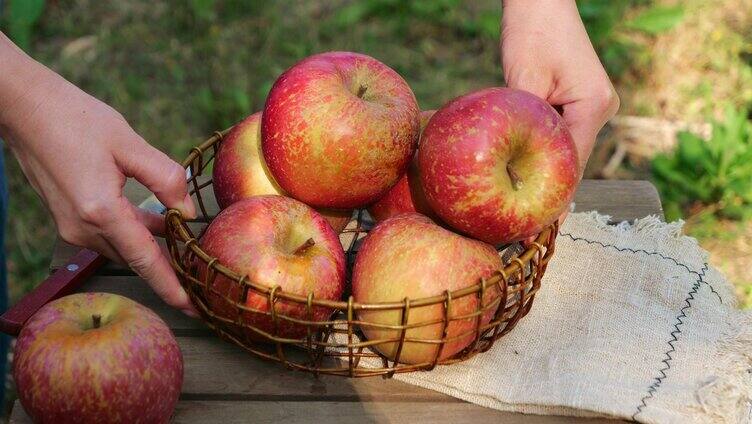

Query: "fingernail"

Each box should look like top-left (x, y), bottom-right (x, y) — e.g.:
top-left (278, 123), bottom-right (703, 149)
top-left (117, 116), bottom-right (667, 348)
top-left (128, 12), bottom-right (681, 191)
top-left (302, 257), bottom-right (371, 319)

top-left (181, 308), bottom-right (200, 319)
top-left (182, 193), bottom-right (197, 219)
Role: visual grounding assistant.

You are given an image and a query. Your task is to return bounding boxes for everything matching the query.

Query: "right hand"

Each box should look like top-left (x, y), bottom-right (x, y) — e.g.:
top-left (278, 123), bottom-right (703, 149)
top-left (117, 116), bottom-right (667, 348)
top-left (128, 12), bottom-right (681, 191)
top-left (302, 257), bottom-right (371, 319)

top-left (0, 34), bottom-right (198, 316)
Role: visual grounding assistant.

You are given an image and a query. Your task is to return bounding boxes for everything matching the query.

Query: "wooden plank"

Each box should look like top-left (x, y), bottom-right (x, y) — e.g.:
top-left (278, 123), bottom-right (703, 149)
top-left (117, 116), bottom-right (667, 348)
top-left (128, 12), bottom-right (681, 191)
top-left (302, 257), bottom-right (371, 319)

top-left (39, 273), bottom-right (502, 401)
top-left (49, 179), bottom-right (665, 272)
top-left (27, 179), bottom-right (660, 423)
top-left (574, 180), bottom-right (663, 222)
top-left (70, 276), bottom-right (208, 332)
top-left (10, 400), bottom-right (625, 424)
top-left (178, 336), bottom-right (456, 400)
top-left (50, 222), bottom-right (205, 272)
top-left (0, 269), bottom-right (632, 417)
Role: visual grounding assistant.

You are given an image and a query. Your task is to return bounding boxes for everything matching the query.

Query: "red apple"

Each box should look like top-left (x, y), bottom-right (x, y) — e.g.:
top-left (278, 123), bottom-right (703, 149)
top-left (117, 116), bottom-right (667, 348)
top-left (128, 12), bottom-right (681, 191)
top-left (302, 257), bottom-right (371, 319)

top-left (13, 293), bottom-right (182, 423)
top-left (213, 112), bottom-right (352, 232)
top-left (197, 195), bottom-right (346, 340)
top-left (352, 214), bottom-right (502, 364)
top-left (418, 87), bottom-right (578, 244)
top-left (262, 51), bottom-right (420, 209)
top-left (368, 110), bottom-right (437, 222)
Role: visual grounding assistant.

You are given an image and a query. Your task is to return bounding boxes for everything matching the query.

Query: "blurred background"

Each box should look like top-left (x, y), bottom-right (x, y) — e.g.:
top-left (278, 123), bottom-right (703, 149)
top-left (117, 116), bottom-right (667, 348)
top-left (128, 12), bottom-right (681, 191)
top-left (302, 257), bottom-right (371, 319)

top-left (1, 0), bottom-right (751, 312)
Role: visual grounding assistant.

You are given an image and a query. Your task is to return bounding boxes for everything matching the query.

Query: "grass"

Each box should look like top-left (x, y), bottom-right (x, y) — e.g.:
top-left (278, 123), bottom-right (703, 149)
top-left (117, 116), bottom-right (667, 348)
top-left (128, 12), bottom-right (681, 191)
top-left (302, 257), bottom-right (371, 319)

top-left (3, 0), bottom-right (507, 299)
top-left (686, 219), bottom-right (752, 308)
top-left (618, 0), bottom-right (752, 121)
top-left (1, 0), bottom-right (751, 307)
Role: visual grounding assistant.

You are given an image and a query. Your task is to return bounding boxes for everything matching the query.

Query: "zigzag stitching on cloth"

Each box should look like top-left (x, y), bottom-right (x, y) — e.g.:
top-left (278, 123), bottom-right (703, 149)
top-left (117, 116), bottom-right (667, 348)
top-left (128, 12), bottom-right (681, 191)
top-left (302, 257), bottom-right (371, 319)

top-left (558, 232), bottom-right (722, 303)
top-left (557, 231), bottom-right (716, 421)
top-left (631, 264), bottom-right (707, 421)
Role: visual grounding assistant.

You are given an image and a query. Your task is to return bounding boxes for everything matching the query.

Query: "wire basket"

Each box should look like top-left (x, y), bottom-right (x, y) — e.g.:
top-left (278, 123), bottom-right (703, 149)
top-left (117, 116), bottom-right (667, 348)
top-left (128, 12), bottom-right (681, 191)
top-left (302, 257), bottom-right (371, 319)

top-left (165, 129), bottom-right (558, 378)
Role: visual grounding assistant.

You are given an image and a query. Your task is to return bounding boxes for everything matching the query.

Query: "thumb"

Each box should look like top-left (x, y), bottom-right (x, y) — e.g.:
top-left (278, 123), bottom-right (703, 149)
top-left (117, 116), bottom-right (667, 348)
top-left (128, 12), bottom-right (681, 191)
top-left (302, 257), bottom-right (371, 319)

top-left (560, 90), bottom-right (619, 176)
top-left (116, 136), bottom-right (196, 219)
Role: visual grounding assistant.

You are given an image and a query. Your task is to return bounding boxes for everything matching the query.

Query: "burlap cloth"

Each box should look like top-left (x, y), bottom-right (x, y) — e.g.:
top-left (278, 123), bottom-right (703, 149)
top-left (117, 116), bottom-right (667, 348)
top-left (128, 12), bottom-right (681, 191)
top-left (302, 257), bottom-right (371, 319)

top-left (349, 211), bottom-right (752, 423)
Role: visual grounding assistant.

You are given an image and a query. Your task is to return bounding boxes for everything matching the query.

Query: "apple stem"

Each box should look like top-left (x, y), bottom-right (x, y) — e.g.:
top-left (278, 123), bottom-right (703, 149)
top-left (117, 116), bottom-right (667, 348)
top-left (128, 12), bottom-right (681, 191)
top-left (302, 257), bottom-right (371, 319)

top-left (293, 238), bottom-right (316, 255)
top-left (506, 164), bottom-right (523, 191)
top-left (92, 314), bottom-right (102, 329)
top-left (356, 85), bottom-right (367, 98)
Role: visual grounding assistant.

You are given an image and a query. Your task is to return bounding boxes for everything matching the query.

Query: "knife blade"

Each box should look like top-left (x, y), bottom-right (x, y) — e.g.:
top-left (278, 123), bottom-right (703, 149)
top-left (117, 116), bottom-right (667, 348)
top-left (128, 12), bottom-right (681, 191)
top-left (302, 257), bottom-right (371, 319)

top-left (0, 169), bottom-right (192, 336)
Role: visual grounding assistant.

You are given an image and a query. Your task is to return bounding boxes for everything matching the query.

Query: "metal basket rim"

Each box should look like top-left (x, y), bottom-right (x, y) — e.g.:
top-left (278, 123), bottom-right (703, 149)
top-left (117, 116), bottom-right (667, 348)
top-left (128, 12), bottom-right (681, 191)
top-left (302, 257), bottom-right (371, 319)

top-left (165, 128), bottom-right (556, 312)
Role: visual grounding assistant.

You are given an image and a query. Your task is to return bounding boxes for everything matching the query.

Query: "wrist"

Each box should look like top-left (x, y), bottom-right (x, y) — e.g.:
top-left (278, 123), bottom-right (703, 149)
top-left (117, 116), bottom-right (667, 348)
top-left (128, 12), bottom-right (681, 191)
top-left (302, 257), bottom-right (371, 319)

top-left (502, 0), bottom-right (576, 19)
top-left (502, 0), bottom-right (573, 7)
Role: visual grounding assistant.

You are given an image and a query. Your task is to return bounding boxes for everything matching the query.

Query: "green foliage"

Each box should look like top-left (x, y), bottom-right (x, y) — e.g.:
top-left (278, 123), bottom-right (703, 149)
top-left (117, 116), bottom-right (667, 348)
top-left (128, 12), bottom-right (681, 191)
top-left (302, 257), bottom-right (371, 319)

top-left (578, 1), bottom-right (684, 79)
top-left (742, 284), bottom-right (752, 309)
top-left (328, 0), bottom-right (500, 40)
top-left (3, 0), bottom-right (46, 50)
top-left (625, 5), bottom-right (685, 35)
top-left (189, 0), bottom-right (216, 22)
top-left (652, 105), bottom-right (752, 222)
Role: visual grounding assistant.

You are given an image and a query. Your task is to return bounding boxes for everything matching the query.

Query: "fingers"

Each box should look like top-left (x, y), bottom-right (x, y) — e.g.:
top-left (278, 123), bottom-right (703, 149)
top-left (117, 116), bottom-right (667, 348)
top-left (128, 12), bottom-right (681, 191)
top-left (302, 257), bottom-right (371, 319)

top-left (133, 205), bottom-right (166, 236)
top-left (561, 85), bottom-right (620, 175)
top-left (99, 200), bottom-right (197, 316)
top-left (83, 234), bottom-right (125, 265)
top-left (115, 135), bottom-right (196, 219)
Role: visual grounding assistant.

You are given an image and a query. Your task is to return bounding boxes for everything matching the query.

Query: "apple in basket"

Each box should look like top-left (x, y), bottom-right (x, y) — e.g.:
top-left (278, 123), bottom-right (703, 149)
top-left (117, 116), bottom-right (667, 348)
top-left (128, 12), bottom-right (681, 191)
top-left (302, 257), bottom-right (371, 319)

top-left (352, 214), bottom-right (502, 364)
top-left (13, 293), bottom-right (182, 423)
top-left (262, 51), bottom-right (421, 209)
top-left (196, 195), bottom-right (346, 340)
top-left (418, 87), bottom-right (579, 245)
top-left (368, 110), bottom-right (438, 223)
top-left (212, 111), bottom-right (352, 233)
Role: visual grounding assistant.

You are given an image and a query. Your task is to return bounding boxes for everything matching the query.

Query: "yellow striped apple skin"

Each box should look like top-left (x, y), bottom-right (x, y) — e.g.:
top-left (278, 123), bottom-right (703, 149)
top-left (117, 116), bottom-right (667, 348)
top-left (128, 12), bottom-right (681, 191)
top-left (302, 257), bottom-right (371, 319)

top-left (418, 87), bottom-right (578, 244)
top-left (262, 51), bottom-right (420, 209)
top-left (352, 214), bottom-right (502, 364)
top-left (212, 111), bottom-right (352, 232)
top-left (13, 293), bottom-right (182, 424)
top-left (196, 195), bottom-right (346, 341)
top-left (368, 110), bottom-right (437, 223)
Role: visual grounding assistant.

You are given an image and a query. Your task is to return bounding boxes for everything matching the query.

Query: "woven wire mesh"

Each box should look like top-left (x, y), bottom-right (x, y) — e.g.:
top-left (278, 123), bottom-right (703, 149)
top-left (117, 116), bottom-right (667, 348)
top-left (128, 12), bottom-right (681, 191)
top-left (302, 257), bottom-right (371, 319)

top-left (165, 130), bottom-right (557, 377)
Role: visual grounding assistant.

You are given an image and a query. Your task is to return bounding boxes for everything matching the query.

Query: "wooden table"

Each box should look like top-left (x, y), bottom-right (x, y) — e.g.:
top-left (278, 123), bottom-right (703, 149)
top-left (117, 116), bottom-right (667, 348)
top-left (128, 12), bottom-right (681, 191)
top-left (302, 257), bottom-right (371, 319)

top-left (10, 179), bottom-right (663, 423)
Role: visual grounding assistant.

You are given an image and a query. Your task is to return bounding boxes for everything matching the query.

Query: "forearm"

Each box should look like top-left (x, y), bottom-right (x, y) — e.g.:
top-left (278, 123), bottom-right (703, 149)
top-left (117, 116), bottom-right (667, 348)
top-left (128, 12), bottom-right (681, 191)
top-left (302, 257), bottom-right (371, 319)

top-left (502, 0), bottom-right (575, 11)
top-left (501, 0), bottom-right (581, 40)
top-left (0, 32), bottom-right (54, 135)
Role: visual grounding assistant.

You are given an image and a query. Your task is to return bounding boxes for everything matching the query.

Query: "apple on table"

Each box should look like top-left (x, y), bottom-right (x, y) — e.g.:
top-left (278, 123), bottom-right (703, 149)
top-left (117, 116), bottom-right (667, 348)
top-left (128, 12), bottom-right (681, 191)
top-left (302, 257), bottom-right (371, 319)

top-left (13, 293), bottom-right (182, 424)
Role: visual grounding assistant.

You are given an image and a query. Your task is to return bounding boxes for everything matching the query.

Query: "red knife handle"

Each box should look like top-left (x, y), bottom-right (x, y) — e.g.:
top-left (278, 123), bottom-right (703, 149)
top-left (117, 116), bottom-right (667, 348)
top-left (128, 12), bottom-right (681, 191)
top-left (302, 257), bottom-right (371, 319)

top-left (0, 249), bottom-right (107, 336)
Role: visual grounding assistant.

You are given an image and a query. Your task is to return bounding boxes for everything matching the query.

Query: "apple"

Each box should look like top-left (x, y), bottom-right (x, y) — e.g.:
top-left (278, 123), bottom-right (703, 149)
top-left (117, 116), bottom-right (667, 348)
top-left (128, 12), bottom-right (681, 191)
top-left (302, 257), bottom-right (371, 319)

top-left (368, 110), bottom-right (437, 223)
top-left (213, 112), bottom-right (352, 232)
top-left (352, 213), bottom-right (502, 364)
top-left (13, 293), bottom-right (182, 423)
top-left (197, 195), bottom-right (346, 340)
top-left (418, 87), bottom-right (578, 245)
top-left (262, 51), bottom-right (421, 209)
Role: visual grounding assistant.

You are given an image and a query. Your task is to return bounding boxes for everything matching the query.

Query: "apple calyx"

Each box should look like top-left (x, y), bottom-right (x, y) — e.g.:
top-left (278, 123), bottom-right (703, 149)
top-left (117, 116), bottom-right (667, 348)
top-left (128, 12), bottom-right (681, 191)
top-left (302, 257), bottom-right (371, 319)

top-left (92, 314), bottom-right (102, 329)
top-left (506, 163), bottom-right (523, 191)
top-left (356, 85), bottom-right (368, 99)
top-left (293, 238), bottom-right (316, 256)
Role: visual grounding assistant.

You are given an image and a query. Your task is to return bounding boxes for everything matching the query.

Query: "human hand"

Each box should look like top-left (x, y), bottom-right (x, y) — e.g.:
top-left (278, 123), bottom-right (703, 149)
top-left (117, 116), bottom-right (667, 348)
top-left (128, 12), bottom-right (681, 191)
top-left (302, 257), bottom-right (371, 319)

top-left (0, 35), bottom-right (197, 315)
top-left (500, 0), bottom-right (620, 177)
